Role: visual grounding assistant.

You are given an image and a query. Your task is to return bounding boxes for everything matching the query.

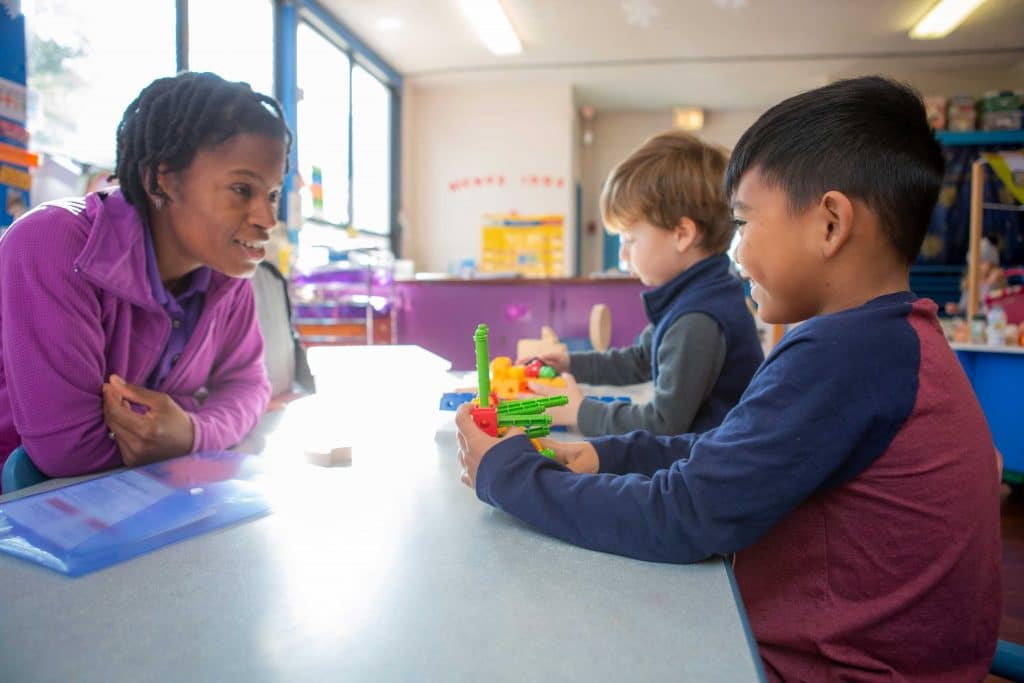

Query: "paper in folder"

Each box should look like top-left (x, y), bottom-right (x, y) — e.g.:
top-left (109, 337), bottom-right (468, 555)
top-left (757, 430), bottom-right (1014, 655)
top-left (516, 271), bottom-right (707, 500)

top-left (0, 450), bottom-right (270, 576)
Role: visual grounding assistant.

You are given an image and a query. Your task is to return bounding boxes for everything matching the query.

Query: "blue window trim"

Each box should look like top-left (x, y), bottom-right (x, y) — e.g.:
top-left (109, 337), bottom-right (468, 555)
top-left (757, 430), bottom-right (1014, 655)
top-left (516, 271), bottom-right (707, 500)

top-left (299, 0), bottom-right (402, 87)
top-left (274, 0), bottom-right (403, 254)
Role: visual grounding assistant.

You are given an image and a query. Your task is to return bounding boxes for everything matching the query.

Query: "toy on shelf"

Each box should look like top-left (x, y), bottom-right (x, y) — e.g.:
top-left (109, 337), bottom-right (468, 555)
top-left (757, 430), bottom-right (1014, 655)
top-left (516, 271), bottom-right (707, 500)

top-left (966, 150), bottom-right (1024, 322)
top-left (467, 324), bottom-right (568, 458)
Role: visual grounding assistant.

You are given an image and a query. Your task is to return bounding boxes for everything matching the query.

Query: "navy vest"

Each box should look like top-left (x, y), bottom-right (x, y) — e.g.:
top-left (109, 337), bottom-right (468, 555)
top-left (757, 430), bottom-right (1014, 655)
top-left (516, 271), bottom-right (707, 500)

top-left (643, 254), bottom-right (764, 432)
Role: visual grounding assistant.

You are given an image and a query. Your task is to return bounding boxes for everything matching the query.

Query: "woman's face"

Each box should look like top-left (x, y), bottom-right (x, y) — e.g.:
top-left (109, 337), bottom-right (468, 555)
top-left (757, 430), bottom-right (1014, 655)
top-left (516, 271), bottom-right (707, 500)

top-left (156, 132), bottom-right (286, 280)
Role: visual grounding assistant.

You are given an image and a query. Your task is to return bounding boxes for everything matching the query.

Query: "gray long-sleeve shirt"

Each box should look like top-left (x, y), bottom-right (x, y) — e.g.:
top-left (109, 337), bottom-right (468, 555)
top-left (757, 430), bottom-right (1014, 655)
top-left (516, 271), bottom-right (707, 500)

top-left (570, 312), bottom-right (726, 436)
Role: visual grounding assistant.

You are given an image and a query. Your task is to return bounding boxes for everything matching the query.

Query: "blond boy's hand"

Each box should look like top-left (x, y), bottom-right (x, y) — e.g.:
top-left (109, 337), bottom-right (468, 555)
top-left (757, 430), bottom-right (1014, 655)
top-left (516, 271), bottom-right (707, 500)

top-left (533, 437), bottom-right (599, 474)
top-left (515, 349), bottom-right (570, 374)
top-left (527, 373), bottom-right (583, 428)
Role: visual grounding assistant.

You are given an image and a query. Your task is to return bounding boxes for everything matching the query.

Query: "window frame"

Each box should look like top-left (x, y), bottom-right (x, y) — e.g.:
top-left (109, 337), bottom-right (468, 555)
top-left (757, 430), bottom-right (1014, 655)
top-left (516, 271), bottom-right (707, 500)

top-left (283, 1), bottom-right (403, 253)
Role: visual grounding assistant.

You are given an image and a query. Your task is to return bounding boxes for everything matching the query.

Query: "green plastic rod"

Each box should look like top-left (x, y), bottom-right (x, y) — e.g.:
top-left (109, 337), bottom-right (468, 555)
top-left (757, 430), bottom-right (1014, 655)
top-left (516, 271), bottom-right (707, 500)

top-left (498, 414), bottom-right (554, 428)
top-left (497, 395), bottom-right (569, 415)
top-left (474, 323), bottom-right (491, 408)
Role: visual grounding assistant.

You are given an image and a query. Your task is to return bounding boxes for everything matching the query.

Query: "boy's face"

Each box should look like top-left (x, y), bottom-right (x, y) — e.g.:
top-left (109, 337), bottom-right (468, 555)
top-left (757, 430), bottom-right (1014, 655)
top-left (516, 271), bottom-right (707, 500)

top-left (618, 220), bottom-right (690, 287)
top-left (732, 169), bottom-right (826, 324)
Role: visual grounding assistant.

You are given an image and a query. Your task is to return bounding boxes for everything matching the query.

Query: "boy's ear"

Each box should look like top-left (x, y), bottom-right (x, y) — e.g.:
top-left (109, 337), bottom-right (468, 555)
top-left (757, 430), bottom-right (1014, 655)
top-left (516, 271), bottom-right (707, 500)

top-left (819, 191), bottom-right (854, 259)
top-left (673, 217), bottom-right (699, 253)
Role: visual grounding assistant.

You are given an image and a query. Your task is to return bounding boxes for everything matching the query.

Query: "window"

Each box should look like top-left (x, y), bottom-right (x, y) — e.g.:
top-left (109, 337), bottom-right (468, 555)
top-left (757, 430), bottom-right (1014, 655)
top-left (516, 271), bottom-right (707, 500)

top-left (296, 22), bottom-right (350, 226)
top-left (23, 0), bottom-right (177, 168)
top-left (187, 0), bottom-right (275, 98)
top-left (351, 64), bottom-right (391, 235)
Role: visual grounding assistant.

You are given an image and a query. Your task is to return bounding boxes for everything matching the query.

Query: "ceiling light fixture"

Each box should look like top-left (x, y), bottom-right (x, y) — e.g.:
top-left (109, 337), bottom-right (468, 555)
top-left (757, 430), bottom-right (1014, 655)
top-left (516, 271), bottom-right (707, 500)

top-left (458, 0), bottom-right (522, 55)
top-left (673, 107), bottom-right (705, 131)
top-left (909, 0), bottom-right (989, 39)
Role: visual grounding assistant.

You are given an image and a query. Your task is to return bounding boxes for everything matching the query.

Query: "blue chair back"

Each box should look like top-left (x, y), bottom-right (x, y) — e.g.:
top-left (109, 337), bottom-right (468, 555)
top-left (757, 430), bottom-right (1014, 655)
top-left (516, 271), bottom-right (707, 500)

top-left (992, 639), bottom-right (1024, 681)
top-left (1, 445), bottom-right (48, 493)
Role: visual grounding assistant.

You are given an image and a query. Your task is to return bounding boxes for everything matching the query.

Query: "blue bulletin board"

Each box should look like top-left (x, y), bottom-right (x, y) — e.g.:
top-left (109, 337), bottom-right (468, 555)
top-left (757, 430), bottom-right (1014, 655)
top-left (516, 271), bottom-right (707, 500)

top-left (0, 1), bottom-right (31, 231)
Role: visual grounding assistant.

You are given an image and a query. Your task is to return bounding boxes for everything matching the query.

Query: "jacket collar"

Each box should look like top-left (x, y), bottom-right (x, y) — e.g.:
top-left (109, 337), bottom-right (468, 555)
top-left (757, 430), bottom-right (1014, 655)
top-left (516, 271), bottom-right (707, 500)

top-left (642, 253), bottom-right (731, 325)
top-left (74, 189), bottom-right (233, 310)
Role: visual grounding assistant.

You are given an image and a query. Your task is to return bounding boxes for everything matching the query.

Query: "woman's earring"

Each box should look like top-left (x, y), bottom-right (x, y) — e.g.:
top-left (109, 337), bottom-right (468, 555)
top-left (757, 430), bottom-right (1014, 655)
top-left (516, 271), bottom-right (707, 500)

top-left (153, 196), bottom-right (164, 211)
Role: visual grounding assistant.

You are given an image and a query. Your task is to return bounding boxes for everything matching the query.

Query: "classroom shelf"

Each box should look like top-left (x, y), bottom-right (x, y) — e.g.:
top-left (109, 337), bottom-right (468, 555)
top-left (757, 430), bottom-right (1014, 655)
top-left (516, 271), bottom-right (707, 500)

top-left (935, 130), bottom-right (1024, 146)
top-left (290, 251), bottom-right (396, 346)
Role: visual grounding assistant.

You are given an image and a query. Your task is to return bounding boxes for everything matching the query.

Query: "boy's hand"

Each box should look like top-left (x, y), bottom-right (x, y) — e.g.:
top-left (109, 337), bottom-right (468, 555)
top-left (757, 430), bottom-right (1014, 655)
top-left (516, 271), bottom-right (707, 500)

top-left (102, 374), bottom-right (195, 467)
top-left (514, 349), bottom-right (570, 374)
top-left (533, 437), bottom-right (599, 473)
top-left (527, 373), bottom-right (583, 428)
top-left (455, 403), bottom-right (521, 489)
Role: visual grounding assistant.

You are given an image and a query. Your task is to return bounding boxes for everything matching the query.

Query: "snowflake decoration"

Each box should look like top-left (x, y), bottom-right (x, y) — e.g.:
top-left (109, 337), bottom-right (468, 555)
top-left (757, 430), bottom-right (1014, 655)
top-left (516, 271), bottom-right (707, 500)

top-left (621, 0), bottom-right (659, 28)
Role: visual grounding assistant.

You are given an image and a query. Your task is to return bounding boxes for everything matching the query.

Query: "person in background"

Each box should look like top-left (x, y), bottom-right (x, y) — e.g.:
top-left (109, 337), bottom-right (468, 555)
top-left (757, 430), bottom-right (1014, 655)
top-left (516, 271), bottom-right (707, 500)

top-left (457, 76), bottom-right (1001, 681)
top-left (0, 71), bottom-right (290, 487)
top-left (523, 131), bottom-right (763, 437)
top-left (945, 235), bottom-right (1007, 316)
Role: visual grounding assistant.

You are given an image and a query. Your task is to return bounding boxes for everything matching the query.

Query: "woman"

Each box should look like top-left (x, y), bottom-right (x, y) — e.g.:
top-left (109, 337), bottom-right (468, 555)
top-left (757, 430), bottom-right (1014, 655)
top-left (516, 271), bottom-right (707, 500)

top-left (0, 71), bottom-right (290, 483)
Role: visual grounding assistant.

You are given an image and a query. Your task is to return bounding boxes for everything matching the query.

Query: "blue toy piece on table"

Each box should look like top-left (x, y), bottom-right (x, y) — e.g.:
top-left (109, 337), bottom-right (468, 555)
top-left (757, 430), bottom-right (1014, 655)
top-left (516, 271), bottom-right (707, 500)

top-left (440, 392), bottom-right (631, 411)
top-left (440, 392), bottom-right (477, 411)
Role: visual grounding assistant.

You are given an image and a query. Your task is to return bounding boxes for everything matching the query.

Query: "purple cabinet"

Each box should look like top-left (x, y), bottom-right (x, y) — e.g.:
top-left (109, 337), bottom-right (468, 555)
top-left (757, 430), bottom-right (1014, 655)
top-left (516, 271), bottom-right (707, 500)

top-left (394, 278), bottom-right (650, 370)
top-left (549, 281), bottom-right (651, 350)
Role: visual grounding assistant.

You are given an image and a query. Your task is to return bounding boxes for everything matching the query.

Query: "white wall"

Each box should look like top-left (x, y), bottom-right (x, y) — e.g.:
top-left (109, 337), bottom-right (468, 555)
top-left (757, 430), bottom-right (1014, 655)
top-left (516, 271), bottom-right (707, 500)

top-left (698, 109), bottom-right (763, 151)
top-left (401, 90), bottom-right (762, 275)
top-left (577, 108), bottom-right (764, 275)
top-left (578, 111), bottom-right (670, 275)
top-left (403, 82), bottom-right (576, 274)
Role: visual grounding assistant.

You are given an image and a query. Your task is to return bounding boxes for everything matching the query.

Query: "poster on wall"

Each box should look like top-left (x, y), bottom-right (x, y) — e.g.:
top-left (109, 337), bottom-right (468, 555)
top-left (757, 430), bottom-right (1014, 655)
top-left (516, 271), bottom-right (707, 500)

top-left (0, 2), bottom-right (28, 231)
top-left (0, 77), bottom-right (26, 124)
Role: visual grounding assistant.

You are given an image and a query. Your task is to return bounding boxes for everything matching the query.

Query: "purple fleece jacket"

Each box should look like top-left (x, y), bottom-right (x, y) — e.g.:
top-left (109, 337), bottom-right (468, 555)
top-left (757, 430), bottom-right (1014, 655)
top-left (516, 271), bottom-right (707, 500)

top-left (0, 190), bottom-right (270, 484)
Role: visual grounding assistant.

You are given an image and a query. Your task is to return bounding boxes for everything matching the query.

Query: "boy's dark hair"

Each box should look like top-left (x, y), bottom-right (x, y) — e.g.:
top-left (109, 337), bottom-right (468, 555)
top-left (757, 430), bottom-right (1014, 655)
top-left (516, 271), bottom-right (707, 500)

top-left (724, 76), bottom-right (944, 263)
top-left (114, 71), bottom-right (292, 212)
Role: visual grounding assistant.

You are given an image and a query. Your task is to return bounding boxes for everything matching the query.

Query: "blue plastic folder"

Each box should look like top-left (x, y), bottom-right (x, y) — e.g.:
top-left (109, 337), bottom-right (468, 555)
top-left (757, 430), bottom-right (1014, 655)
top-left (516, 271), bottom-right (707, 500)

top-left (0, 450), bottom-right (270, 576)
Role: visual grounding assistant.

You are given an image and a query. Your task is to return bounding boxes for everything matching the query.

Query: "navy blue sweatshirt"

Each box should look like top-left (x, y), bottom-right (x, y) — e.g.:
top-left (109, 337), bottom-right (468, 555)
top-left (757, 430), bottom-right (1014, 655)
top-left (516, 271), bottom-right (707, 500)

top-left (474, 292), bottom-right (1001, 682)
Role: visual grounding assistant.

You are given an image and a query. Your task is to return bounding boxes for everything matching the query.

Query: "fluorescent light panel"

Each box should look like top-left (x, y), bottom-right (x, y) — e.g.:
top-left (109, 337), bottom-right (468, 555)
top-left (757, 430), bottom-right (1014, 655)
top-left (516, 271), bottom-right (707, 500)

top-left (459, 0), bottom-right (522, 55)
top-left (910, 0), bottom-right (988, 39)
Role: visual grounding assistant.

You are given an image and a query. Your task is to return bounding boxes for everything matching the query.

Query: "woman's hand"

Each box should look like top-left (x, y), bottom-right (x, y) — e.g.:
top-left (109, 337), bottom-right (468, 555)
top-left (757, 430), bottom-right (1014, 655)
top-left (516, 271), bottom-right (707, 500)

top-left (102, 374), bottom-right (195, 466)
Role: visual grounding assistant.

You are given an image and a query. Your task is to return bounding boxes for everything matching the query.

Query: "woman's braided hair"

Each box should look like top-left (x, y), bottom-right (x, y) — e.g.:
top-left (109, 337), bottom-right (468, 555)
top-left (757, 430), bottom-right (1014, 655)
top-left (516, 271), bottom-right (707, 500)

top-left (113, 71), bottom-right (291, 212)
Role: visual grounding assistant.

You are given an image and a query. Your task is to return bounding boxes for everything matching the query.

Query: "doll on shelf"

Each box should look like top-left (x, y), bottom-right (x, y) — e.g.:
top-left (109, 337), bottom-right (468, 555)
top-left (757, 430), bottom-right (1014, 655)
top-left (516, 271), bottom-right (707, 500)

top-left (945, 236), bottom-right (1008, 317)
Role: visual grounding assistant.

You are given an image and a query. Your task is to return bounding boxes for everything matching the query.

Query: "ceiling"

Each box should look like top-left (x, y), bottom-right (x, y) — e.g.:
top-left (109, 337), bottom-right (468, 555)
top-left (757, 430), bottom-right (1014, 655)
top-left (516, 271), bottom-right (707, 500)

top-left (318, 0), bottom-right (1024, 110)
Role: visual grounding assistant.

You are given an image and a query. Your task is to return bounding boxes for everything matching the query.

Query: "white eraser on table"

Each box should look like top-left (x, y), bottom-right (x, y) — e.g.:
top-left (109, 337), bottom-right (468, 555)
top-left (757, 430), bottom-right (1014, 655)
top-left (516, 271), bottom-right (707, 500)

top-left (305, 445), bottom-right (353, 467)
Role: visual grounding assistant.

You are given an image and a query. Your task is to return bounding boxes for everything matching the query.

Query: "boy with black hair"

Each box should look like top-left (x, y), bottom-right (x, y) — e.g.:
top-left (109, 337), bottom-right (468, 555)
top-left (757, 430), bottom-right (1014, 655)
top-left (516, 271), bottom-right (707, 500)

top-left (455, 76), bottom-right (1001, 681)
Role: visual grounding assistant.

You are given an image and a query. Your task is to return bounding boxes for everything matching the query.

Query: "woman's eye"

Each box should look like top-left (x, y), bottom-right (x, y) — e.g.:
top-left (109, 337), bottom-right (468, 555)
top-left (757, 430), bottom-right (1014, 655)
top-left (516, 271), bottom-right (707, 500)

top-left (232, 184), bottom-right (252, 198)
top-left (732, 218), bottom-right (747, 229)
top-left (268, 190), bottom-right (281, 204)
